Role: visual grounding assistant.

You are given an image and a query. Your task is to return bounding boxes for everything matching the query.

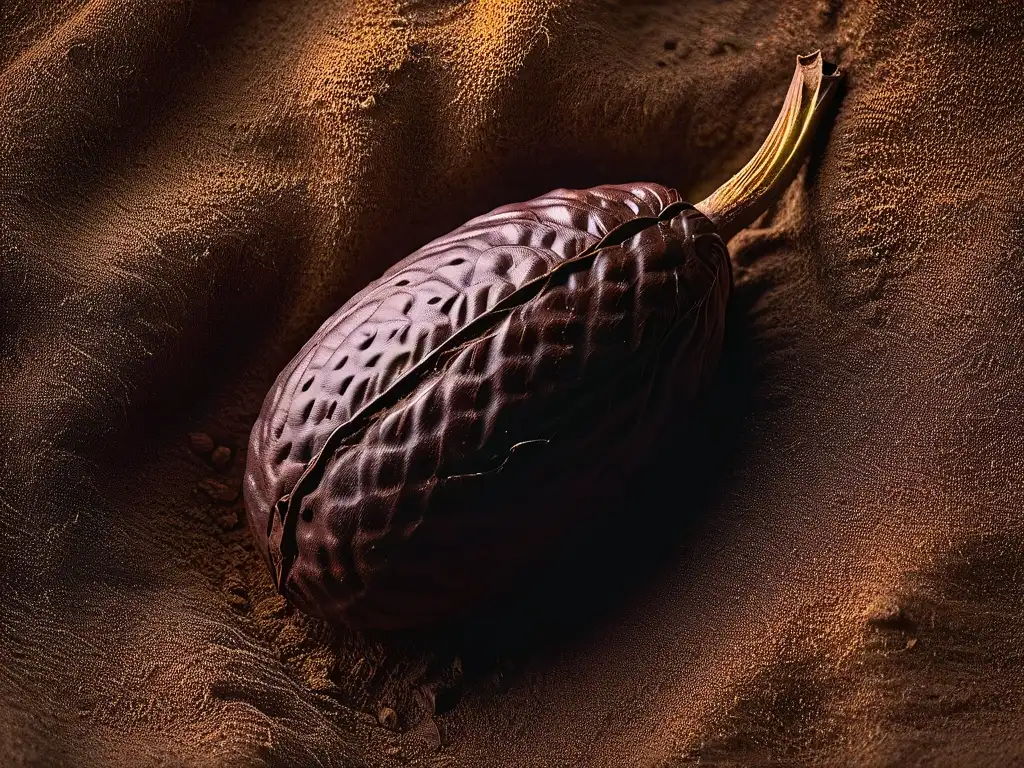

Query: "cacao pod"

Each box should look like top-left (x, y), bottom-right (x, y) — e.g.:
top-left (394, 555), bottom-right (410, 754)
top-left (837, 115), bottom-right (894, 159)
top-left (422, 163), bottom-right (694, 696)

top-left (243, 52), bottom-right (840, 629)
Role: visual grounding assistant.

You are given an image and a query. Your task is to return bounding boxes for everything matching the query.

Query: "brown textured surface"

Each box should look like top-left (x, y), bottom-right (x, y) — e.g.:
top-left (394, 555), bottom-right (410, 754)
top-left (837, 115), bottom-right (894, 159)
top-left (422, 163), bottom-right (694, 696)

top-left (1, 1), bottom-right (1023, 766)
top-left (245, 189), bottom-right (728, 629)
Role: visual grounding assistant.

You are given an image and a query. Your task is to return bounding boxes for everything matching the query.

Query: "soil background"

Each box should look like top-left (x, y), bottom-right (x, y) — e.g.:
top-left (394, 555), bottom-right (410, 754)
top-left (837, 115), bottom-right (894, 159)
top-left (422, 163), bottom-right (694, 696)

top-left (2, 1), bottom-right (1024, 766)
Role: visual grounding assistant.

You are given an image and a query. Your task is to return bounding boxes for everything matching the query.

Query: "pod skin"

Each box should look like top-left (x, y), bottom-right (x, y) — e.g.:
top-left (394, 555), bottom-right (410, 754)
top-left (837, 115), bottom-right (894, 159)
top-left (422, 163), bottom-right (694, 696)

top-left (244, 53), bottom-right (840, 629)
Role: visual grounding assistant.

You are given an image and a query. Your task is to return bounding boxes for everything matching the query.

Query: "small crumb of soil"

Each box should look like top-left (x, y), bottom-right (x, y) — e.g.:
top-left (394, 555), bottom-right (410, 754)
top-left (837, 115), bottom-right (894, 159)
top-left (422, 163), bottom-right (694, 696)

top-left (199, 479), bottom-right (239, 503)
top-left (211, 445), bottom-right (232, 469)
top-left (188, 432), bottom-right (214, 455)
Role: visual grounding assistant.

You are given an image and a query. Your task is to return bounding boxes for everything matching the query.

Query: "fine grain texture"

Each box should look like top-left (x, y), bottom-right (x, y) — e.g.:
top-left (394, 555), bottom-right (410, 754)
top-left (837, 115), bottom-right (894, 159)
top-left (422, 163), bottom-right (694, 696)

top-left (2, 1), bottom-right (1024, 767)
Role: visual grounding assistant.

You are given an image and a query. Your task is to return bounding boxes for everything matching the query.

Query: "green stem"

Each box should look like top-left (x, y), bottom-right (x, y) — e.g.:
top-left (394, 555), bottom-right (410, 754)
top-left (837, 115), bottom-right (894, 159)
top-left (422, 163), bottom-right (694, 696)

top-left (695, 51), bottom-right (842, 241)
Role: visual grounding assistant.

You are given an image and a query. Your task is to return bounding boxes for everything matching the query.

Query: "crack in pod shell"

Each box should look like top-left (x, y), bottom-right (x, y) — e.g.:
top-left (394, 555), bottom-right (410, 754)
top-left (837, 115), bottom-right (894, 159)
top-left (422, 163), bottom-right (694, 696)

top-left (243, 183), bottom-right (731, 629)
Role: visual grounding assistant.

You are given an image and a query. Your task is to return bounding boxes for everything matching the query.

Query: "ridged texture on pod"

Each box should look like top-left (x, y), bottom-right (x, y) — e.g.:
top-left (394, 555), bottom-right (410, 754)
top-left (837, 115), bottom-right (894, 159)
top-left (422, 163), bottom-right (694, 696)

top-left (244, 183), bottom-right (730, 628)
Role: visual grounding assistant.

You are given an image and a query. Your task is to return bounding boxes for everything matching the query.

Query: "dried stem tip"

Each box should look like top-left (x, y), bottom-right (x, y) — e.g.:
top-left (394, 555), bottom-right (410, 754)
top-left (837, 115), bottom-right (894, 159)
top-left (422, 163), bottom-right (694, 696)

top-left (696, 51), bottom-right (842, 241)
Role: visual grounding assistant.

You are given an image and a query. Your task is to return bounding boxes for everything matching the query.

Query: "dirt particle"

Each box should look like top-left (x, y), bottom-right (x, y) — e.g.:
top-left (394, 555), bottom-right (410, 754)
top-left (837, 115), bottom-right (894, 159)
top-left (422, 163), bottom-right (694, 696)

top-left (707, 39), bottom-right (739, 56)
top-left (188, 432), bottom-right (214, 455)
top-left (211, 445), bottom-right (232, 469)
top-left (215, 506), bottom-right (241, 530)
top-left (199, 479), bottom-right (239, 503)
top-left (379, 706), bottom-right (399, 729)
top-left (905, 637), bottom-right (918, 650)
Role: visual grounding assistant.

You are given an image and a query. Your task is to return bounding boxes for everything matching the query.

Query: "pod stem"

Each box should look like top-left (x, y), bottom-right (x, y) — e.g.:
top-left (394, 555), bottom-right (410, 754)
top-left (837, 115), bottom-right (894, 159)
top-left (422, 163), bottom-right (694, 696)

top-left (695, 51), bottom-right (842, 242)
